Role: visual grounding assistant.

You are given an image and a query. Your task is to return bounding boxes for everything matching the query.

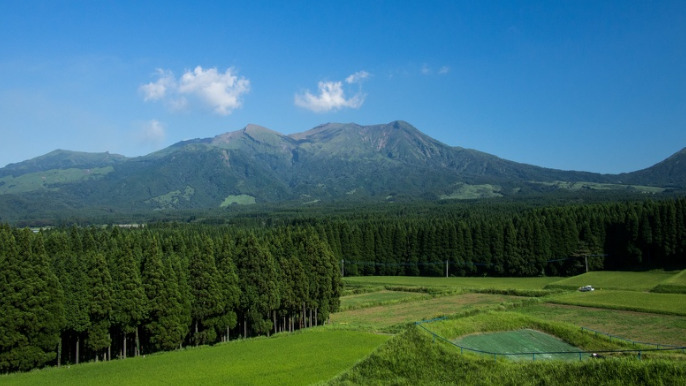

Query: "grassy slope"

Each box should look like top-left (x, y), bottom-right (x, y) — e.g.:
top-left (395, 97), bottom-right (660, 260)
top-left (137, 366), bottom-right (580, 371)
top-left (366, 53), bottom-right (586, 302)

top-left (0, 329), bottom-right (389, 386)
top-left (545, 270), bottom-right (678, 291)
top-left (0, 167), bottom-right (113, 194)
top-left (653, 269), bottom-right (686, 294)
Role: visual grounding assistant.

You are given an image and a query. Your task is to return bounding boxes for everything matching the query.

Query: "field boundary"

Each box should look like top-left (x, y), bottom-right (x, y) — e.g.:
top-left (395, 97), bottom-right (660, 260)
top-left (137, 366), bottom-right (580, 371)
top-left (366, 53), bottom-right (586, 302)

top-left (415, 317), bottom-right (686, 361)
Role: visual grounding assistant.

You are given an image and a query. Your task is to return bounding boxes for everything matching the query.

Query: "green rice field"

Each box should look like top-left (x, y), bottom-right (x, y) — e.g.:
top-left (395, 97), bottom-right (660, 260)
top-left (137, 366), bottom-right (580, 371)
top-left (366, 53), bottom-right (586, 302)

top-left (545, 270), bottom-right (679, 291)
top-left (549, 289), bottom-right (686, 315)
top-left (339, 290), bottom-right (429, 310)
top-left (343, 275), bottom-right (560, 290)
top-left (0, 329), bottom-right (389, 386)
top-left (653, 269), bottom-right (686, 294)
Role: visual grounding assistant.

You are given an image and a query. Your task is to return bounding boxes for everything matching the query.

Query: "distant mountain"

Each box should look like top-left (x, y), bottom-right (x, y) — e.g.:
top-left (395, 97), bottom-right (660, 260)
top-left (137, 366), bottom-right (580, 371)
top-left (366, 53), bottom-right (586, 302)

top-left (0, 149), bottom-right (126, 178)
top-left (619, 147), bottom-right (686, 188)
top-left (0, 121), bottom-right (684, 221)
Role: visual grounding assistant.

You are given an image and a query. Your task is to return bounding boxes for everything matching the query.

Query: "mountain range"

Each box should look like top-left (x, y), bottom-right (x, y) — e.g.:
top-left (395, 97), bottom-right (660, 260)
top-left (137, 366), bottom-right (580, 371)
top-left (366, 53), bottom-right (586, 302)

top-left (1, 120), bottom-right (684, 221)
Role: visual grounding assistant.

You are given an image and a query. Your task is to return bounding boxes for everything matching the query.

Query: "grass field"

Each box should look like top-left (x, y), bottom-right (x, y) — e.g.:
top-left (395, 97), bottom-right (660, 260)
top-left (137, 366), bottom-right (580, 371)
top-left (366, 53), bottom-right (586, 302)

top-left (653, 269), bottom-right (686, 294)
top-left (331, 293), bottom-right (524, 331)
top-left (0, 329), bottom-right (389, 386)
top-left (519, 303), bottom-right (686, 346)
top-left (0, 167), bottom-right (113, 194)
top-left (549, 289), bottom-right (686, 315)
top-left (339, 290), bottom-right (429, 310)
top-left (545, 270), bottom-right (678, 291)
top-left (343, 275), bottom-right (560, 290)
top-left (456, 329), bottom-right (583, 361)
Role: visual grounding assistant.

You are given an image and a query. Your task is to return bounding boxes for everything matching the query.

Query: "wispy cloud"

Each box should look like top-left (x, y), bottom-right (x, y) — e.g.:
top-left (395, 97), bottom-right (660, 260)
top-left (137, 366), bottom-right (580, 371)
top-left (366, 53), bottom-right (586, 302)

top-left (138, 119), bottom-right (166, 145)
top-left (140, 66), bottom-right (250, 115)
top-left (295, 71), bottom-right (369, 113)
top-left (420, 64), bottom-right (450, 76)
top-left (345, 70), bottom-right (370, 84)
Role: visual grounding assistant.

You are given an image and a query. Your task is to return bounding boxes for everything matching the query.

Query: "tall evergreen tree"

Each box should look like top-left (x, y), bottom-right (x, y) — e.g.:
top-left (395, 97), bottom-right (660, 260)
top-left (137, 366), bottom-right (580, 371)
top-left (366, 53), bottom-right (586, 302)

top-left (234, 234), bottom-right (280, 337)
top-left (188, 237), bottom-right (223, 345)
top-left (214, 236), bottom-right (240, 341)
top-left (85, 251), bottom-right (113, 361)
top-left (0, 230), bottom-right (65, 372)
top-left (110, 239), bottom-right (147, 359)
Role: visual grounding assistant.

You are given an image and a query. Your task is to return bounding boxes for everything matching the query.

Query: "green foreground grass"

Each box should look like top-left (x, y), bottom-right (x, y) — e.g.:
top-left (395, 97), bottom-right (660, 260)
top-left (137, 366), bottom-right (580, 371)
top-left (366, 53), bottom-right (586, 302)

top-left (0, 329), bottom-right (389, 386)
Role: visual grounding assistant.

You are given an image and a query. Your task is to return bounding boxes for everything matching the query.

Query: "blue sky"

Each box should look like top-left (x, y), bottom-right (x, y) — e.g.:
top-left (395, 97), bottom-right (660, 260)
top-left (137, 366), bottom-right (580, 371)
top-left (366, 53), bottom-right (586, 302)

top-left (1, 1), bottom-right (684, 173)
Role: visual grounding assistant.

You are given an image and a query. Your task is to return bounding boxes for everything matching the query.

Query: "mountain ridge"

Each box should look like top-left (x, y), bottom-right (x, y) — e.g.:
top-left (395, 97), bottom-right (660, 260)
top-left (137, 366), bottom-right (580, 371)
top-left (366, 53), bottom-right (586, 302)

top-left (0, 121), bottom-right (684, 220)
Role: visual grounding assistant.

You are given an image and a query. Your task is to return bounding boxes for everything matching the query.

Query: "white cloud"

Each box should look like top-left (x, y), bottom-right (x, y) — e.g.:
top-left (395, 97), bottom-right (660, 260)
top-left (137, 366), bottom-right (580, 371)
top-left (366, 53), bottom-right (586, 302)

top-left (421, 64), bottom-right (431, 75)
top-left (438, 66), bottom-right (450, 75)
top-left (295, 72), bottom-right (368, 113)
top-left (139, 66), bottom-right (250, 115)
top-left (178, 66), bottom-right (250, 115)
top-left (140, 69), bottom-right (175, 101)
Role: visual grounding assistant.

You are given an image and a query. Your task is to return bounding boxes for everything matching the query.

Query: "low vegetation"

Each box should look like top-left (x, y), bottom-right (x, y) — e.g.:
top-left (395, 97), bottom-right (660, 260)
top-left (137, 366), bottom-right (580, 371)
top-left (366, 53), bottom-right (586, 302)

top-left (545, 270), bottom-right (679, 291)
top-left (652, 269), bottom-right (686, 294)
top-left (0, 329), bottom-right (389, 386)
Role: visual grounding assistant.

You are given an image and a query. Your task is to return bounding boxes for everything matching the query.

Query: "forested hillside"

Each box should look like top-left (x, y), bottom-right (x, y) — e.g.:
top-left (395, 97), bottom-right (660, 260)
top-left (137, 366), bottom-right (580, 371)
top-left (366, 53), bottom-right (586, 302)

top-left (1, 197), bottom-right (685, 373)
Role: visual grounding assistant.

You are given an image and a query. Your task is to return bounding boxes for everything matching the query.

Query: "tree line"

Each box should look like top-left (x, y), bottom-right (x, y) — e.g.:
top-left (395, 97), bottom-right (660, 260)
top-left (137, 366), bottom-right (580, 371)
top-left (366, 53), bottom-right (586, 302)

top-left (310, 198), bottom-right (686, 276)
top-left (0, 225), bottom-right (340, 373)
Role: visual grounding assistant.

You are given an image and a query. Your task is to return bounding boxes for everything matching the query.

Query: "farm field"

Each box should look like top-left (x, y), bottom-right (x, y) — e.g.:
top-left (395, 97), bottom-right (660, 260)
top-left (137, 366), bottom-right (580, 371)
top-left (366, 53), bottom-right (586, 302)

top-left (519, 304), bottom-right (686, 346)
top-left (330, 293), bottom-right (524, 331)
top-left (339, 290), bottom-right (429, 310)
top-left (342, 275), bottom-right (561, 290)
top-left (545, 270), bottom-right (680, 291)
top-left (549, 289), bottom-right (686, 315)
top-left (0, 329), bottom-right (389, 386)
top-left (653, 269), bottom-right (686, 294)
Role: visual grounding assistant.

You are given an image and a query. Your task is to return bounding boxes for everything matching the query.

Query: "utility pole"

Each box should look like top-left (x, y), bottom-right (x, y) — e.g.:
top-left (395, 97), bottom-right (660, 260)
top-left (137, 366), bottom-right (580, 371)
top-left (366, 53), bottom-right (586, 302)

top-left (445, 260), bottom-right (449, 278)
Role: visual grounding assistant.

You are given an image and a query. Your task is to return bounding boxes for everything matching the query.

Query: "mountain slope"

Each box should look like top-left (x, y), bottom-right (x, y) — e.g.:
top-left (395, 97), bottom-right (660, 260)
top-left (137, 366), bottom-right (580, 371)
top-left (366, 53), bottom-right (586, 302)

top-left (0, 121), bottom-right (684, 219)
top-left (620, 147), bottom-right (686, 188)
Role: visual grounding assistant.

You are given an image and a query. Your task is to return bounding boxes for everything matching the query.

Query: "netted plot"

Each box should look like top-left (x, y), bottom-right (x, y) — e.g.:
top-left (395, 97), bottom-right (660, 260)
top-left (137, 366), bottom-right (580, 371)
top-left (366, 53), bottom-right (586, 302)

top-left (455, 329), bottom-right (583, 361)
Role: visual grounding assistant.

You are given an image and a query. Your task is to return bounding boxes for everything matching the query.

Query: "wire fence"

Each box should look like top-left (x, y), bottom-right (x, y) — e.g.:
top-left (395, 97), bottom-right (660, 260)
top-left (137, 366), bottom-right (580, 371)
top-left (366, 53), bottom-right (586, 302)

top-left (415, 317), bottom-right (686, 362)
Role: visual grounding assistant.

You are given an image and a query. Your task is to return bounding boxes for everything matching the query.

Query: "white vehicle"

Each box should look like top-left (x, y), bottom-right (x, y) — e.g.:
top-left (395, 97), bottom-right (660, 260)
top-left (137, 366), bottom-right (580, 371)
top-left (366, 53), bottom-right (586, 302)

top-left (579, 285), bottom-right (594, 292)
